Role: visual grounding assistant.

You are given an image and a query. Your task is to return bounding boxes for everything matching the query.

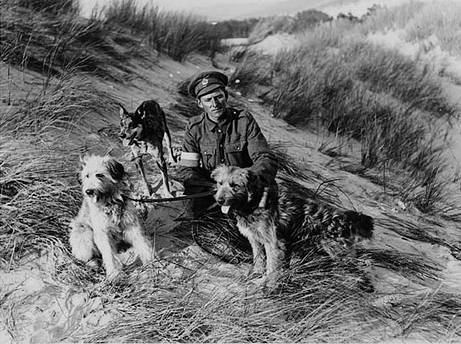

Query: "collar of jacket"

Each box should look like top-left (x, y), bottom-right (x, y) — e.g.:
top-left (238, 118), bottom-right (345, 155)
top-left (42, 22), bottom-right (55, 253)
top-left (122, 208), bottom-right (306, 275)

top-left (203, 108), bottom-right (237, 133)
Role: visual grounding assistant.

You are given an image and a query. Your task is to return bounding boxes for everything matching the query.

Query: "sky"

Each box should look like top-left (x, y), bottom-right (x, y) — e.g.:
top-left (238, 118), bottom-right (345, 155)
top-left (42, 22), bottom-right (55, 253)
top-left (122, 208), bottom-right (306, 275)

top-left (79, 0), bottom-right (439, 22)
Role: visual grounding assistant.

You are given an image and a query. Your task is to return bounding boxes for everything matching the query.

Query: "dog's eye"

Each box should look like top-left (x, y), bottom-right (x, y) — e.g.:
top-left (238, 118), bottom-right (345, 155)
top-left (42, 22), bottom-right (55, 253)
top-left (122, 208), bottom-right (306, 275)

top-left (229, 182), bottom-right (238, 190)
top-left (96, 173), bottom-right (105, 179)
top-left (217, 181), bottom-right (223, 185)
top-left (85, 174), bottom-right (89, 179)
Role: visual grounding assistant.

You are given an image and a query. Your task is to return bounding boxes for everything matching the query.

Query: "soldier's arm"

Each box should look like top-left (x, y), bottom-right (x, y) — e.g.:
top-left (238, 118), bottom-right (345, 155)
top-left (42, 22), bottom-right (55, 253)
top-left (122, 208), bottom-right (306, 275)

top-left (245, 113), bottom-right (278, 184)
top-left (178, 123), bottom-right (211, 194)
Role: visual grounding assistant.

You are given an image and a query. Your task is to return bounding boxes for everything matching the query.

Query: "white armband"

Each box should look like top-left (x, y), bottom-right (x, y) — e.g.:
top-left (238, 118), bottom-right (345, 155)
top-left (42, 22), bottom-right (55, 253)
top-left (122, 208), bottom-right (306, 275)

top-left (180, 152), bottom-right (201, 167)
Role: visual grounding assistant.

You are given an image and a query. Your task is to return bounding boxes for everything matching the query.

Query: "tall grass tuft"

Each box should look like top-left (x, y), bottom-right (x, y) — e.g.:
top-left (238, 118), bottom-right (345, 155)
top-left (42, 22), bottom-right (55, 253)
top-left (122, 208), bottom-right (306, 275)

top-left (15, 0), bottom-right (79, 16)
top-left (101, 0), bottom-right (220, 61)
top-left (230, 23), bottom-right (458, 214)
top-left (1, 74), bottom-right (116, 136)
top-left (0, 70), bottom-right (117, 266)
top-left (81, 254), bottom-right (380, 343)
top-left (1, 0), bottom-right (130, 81)
top-left (76, 248), bottom-right (461, 343)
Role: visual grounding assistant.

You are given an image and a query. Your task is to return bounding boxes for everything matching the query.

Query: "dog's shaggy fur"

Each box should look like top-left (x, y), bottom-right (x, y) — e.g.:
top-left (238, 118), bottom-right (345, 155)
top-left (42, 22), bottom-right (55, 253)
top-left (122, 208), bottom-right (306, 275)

top-left (69, 155), bottom-right (155, 280)
top-left (119, 100), bottom-right (176, 197)
top-left (211, 165), bottom-right (374, 283)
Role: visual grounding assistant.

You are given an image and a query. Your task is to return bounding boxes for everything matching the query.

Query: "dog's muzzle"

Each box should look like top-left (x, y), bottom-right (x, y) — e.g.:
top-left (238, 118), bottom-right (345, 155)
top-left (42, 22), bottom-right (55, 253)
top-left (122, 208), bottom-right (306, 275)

top-left (85, 189), bottom-right (96, 196)
top-left (119, 131), bottom-right (137, 146)
top-left (216, 198), bottom-right (231, 214)
top-left (84, 188), bottom-right (102, 202)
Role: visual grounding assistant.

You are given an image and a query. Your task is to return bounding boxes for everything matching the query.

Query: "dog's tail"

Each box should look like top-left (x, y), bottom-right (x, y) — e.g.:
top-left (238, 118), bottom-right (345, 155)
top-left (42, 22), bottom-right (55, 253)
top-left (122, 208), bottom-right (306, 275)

top-left (342, 210), bottom-right (374, 240)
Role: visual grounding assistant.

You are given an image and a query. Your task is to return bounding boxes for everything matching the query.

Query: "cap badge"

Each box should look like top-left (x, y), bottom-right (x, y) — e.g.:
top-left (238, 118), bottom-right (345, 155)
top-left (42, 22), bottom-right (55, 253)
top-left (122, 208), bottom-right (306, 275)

top-left (201, 78), bottom-right (209, 86)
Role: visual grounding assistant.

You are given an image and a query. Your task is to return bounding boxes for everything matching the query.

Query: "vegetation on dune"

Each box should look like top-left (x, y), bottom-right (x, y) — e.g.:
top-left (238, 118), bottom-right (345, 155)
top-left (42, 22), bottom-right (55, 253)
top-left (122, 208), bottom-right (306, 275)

top-left (230, 5), bottom-right (460, 215)
top-left (1, 0), bottom-right (132, 81)
top-left (13, 0), bottom-right (79, 15)
top-left (71, 250), bottom-right (459, 343)
top-left (248, 9), bottom-right (332, 43)
top-left (0, 71), bottom-right (118, 265)
top-left (213, 17), bottom-right (260, 39)
top-left (360, 1), bottom-right (461, 56)
top-left (1, 0), bottom-right (461, 343)
top-left (1, 0), bottom-right (221, 78)
top-left (100, 0), bottom-right (220, 61)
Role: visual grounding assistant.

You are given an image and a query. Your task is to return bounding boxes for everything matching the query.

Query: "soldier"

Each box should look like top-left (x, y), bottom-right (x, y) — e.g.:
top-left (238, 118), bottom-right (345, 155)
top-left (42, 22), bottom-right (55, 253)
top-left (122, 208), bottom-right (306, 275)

top-left (178, 70), bottom-right (278, 220)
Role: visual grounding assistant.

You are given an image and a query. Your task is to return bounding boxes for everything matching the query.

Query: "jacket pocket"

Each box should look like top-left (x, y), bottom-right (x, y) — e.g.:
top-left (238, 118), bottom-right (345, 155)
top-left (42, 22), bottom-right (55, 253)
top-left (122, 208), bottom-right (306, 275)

top-left (201, 145), bottom-right (216, 170)
top-left (224, 140), bottom-right (249, 167)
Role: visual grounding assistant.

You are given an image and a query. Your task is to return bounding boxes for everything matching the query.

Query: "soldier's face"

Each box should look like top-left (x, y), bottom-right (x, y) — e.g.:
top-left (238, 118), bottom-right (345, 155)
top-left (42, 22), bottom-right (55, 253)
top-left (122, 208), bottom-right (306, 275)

top-left (197, 89), bottom-right (227, 122)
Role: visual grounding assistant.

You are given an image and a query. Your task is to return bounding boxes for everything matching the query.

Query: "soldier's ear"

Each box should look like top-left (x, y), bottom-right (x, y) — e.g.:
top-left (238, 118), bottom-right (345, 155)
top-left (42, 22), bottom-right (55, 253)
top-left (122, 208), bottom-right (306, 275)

top-left (119, 103), bottom-right (128, 118)
top-left (196, 98), bottom-right (203, 109)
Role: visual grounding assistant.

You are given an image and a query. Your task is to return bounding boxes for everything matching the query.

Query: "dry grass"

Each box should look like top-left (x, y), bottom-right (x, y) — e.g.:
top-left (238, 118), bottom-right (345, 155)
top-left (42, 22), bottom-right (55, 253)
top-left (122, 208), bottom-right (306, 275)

top-left (60, 246), bottom-right (460, 343)
top-left (229, 13), bottom-right (459, 215)
top-left (248, 9), bottom-right (332, 43)
top-left (100, 0), bottom-right (220, 61)
top-left (0, 137), bottom-right (80, 266)
top-left (1, 1), bottom-right (133, 81)
top-left (361, 1), bottom-right (461, 56)
top-left (76, 254), bottom-right (379, 343)
top-left (1, 2), bottom-right (461, 343)
top-left (1, 74), bottom-right (116, 136)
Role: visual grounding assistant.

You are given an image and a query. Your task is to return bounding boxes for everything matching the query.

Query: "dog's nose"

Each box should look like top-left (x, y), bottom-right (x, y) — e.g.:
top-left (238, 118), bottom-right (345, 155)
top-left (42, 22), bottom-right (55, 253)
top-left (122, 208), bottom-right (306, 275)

top-left (85, 189), bottom-right (95, 196)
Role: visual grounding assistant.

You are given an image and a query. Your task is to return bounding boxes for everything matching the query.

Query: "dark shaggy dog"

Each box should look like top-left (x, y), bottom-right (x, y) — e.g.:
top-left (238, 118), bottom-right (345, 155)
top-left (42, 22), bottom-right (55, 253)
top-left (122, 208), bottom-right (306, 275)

top-left (119, 100), bottom-right (176, 197)
top-left (211, 165), bottom-right (374, 285)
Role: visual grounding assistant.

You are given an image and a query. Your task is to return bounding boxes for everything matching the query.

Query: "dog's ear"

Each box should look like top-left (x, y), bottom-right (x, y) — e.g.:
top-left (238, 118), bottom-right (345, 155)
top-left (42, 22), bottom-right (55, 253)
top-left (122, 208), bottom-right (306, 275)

top-left (119, 103), bottom-right (128, 118)
top-left (136, 109), bottom-right (146, 120)
top-left (79, 154), bottom-right (89, 166)
top-left (75, 171), bottom-right (82, 185)
top-left (106, 157), bottom-right (125, 181)
top-left (211, 165), bottom-right (225, 182)
top-left (245, 169), bottom-right (258, 203)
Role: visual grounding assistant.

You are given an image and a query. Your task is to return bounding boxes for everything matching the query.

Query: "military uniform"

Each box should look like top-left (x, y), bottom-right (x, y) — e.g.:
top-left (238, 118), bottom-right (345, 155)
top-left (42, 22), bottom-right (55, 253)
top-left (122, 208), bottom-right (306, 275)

top-left (177, 70), bottom-right (277, 219)
top-left (179, 107), bottom-right (277, 218)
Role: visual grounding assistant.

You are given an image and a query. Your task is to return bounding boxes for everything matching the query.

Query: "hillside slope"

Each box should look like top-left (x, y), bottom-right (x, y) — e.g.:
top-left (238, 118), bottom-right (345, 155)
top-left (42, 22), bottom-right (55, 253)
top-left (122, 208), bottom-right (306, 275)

top-left (1, 6), bottom-right (461, 344)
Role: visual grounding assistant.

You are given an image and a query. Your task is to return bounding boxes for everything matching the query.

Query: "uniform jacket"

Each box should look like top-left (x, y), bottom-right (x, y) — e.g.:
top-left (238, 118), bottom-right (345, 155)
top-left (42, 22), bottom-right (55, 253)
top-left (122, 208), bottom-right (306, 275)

top-left (179, 107), bottom-right (278, 194)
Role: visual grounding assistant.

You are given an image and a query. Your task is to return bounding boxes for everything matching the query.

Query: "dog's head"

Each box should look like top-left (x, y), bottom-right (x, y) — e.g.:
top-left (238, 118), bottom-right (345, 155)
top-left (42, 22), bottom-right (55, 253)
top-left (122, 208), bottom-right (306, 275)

top-left (211, 165), bottom-right (261, 215)
top-left (79, 155), bottom-right (126, 203)
top-left (119, 104), bottom-right (143, 146)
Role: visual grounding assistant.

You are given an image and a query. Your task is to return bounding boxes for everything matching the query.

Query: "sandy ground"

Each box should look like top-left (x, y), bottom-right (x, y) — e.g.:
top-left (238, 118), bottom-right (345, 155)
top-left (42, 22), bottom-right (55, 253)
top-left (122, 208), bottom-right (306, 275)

top-left (1, 35), bottom-right (461, 342)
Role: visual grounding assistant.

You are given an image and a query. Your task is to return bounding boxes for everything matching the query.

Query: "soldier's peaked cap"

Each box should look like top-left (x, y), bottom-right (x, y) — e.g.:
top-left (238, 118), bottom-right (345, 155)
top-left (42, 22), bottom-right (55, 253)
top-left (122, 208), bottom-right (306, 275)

top-left (188, 71), bottom-right (228, 98)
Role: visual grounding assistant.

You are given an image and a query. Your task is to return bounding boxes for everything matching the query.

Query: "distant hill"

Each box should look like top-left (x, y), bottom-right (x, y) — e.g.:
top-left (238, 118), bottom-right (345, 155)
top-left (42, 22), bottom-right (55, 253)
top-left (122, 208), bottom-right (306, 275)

top-left (80, 0), bottom-right (407, 21)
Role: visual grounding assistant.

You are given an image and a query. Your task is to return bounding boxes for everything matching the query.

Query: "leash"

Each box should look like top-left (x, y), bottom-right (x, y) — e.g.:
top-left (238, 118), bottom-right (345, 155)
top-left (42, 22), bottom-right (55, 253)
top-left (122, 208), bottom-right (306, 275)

top-left (125, 190), bottom-right (216, 203)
